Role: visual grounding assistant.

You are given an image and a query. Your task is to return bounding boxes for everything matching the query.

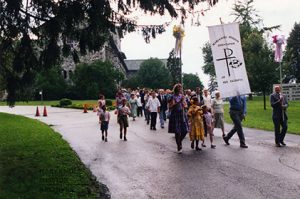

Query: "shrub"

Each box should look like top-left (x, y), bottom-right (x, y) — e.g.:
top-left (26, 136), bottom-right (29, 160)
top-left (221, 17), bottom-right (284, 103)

top-left (59, 98), bottom-right (72, 107)
top-left (106, 99), bottom-right (113, 106)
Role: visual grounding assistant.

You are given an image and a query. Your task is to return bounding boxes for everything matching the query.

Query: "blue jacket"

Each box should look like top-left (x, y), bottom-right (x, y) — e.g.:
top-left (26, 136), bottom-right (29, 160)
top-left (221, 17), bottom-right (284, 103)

top-left (229, 95), bottom-right (247, 115)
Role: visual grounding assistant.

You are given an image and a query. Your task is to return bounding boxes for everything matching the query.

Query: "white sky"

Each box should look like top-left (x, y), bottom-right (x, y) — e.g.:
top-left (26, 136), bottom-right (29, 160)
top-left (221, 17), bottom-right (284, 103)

top-left (121, 0), bottom-right (300, 87)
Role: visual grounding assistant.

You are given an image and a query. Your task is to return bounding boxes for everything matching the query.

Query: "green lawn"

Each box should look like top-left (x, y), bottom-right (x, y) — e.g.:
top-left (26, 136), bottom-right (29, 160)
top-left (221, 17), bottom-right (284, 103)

top-left (0, 100), bottom-right (99, 106)
top-left (0, 113), bottom-right (109, 198)
top-left (224, 97), bottom-right (300, 135)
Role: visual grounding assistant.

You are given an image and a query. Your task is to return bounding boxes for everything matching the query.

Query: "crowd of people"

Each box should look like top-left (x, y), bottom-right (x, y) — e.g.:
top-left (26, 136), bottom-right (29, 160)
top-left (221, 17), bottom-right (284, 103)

top-left (96, 84), bottom-right (289, 153)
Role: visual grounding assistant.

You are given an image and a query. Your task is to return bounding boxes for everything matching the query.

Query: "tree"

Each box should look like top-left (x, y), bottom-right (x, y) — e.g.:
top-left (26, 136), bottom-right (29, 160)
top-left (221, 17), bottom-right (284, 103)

top-left (243, 31), bottom-right (278, 109)
top-left (0, 0), bottom-right (219, 105)
top-left (283, 22), bottom-right (300, 82)
top-left (121, 75), bottom-right (140, 89)
top-left (137, 58), bottom-right (171, 89)
top-left (182, 73), bottom-right (203, 90)
top-left (201, 0), bottom-right (278, 109)
top-left (34, 66), bottom-right (68, 100)
top-left (167, 49), bottom-right (182, 85)
top-left (72, 61), bottom-right (124, 99)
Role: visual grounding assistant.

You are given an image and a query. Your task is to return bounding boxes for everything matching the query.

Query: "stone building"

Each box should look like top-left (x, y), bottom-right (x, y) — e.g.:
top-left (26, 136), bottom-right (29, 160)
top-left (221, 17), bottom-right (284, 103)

top-left (61, 33), bottom-right (128, 80)
top-left (124, 59), bottom-right (168, 77)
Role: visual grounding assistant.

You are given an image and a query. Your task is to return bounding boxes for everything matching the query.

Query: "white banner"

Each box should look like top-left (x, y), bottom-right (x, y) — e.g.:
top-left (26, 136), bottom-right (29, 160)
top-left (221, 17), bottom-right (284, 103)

top-left (208, 23), bottom-right (251, 98)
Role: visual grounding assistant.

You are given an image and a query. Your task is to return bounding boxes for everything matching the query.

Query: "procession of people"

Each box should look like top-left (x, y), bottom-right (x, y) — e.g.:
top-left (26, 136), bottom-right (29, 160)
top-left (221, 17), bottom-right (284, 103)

top-left (95, 83), bottom-right (288, 153)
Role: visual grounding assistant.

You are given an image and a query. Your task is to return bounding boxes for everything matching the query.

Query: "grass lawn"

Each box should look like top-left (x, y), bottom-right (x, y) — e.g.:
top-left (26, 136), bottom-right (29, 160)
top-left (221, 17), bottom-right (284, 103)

top-left (223, 97), bottom-right (300, 135)
top-left (0, 113), bottom-right (109, 198)
top-left (0, 100), bottom-right (100, 106)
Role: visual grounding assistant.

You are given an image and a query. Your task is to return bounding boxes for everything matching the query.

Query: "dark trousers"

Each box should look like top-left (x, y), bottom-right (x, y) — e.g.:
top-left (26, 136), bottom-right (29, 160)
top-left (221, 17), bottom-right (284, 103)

top-left (137, 107), bottom-right (143, 117)
top-left (144, 108), bottom-right (150, 123)
top-left (227, 110), bottom-right (246, 145)
top-left (175, 133), bottom-right (186, 150)
top-left (150, 112), bottom-right (157, 129)
top-left (273, 117), bottom-right (287, 144)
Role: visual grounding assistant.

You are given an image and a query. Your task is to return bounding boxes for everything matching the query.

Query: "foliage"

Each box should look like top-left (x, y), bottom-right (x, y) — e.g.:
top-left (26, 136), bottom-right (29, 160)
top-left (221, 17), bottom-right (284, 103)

top-left (167, 49), bottom-right (182, 85)
top-left (202, 42), bottom-right (215, 78)
top-left (121, 75), bottom-right (140, 89)
top-left (202, 0), bottom-right (279, 107)
top-left (0, 0), bottom-right (219, 105)
top-left (223, 97), bottom-right (300, 134)
top-left (183, 73), bottom-right (203, 90)
top-left (243, 31), bottom-right (277, 97)
top-left (72, 61), bottom-right (124, 99)
top-left (106, 99), bottom-right (113, 106)
top-left (34, 65), bottom-right (68, 100)
top-left (0, 112), bottom-right (108, 198)
top-left (59, 98), bottom-right (72, 107)
top-left (137, 58), bottom-right (171, 89)
top-left (283, 22), bottom-right (300, 82)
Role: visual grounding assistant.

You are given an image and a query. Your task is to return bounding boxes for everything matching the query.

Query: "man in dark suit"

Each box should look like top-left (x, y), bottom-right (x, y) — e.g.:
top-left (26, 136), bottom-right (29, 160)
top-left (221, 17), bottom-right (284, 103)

top-left (223, 95), bottom-right (248, 148)
top-left (270, 85), bottom-right (288, 147)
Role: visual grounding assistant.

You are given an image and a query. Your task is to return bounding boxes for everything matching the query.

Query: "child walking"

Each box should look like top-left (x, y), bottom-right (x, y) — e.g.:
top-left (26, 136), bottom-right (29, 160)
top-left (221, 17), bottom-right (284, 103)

top-left (99, 106), bottom-right (110, 142)
top-left (187, 97), bottom-right (205, 151)
top-left (117, 99), bottom-right (131, 141)
top-left (202, 105), bottom-right (216, 148)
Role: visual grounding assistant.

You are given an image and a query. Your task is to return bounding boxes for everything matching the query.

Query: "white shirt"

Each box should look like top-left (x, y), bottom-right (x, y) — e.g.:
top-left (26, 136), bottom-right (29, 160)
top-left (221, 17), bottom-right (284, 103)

top-left (137, 96), bottom-right (143, 107)
top-left (146, 97), bottom-right (161, 112)
top-left (203, 95), bottom-right (212, 109)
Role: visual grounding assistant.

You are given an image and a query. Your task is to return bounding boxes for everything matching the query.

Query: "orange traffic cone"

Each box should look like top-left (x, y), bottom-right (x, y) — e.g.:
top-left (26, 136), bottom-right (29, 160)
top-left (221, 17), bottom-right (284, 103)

top-left (83, 104), bottom-right (88, 113)
top-left (43, 106), bottom-right (48, 117)
top-left (35, 106), bottom-right (40, 117)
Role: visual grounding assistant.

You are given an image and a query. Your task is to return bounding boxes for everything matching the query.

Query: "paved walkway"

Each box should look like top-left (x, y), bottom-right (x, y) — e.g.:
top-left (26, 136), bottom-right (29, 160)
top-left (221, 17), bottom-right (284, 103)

top-left (1, 106), bottom-right (300, 199)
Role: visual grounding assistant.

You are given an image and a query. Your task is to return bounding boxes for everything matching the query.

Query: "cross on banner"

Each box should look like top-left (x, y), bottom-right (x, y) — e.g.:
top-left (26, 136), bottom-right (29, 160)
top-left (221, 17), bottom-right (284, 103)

top-left (208, 23), bottom-right (251, 98)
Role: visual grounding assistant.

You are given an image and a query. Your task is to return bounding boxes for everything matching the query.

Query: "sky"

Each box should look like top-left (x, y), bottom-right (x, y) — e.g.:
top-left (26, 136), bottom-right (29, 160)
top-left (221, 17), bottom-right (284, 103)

top-left (121, 0), bottom-right (300, 87)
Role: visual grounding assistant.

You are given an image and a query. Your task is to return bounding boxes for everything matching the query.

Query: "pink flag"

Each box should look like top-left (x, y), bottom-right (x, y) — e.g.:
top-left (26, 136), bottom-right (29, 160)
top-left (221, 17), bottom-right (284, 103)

top-left (272, 35), bottom-right (285, 63)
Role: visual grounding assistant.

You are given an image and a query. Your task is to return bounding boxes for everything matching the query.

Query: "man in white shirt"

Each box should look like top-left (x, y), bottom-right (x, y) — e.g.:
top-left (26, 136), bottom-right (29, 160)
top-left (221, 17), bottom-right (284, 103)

top-left (146, 91), bottom-right (161, 130)
top-left (203, 89), bottom-right (212, 109)
top-left (136, 93), bottom-right (143, 117)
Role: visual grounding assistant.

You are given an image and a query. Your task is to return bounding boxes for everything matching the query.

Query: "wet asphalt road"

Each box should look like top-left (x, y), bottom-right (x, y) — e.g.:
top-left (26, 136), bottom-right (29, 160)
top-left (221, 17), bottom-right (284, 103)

top-left (1, 106), bottom-right (300, 199)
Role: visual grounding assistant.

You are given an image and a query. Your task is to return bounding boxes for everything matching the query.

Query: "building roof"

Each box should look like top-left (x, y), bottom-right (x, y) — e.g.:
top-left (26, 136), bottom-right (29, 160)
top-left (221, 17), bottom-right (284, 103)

top-left (125, 59), bottom-right (168, 71)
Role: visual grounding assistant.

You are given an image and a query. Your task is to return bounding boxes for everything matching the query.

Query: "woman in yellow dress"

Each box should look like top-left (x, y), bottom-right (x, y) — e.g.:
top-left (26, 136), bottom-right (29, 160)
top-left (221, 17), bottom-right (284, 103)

top-left (188, 97), bottom-right (205, 151)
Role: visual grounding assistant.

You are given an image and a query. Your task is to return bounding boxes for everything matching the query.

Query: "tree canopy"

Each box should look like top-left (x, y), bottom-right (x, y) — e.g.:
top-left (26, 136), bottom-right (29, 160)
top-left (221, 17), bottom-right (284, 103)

top-left (72, 61), bottom-right (124, 99)
top-left (202, 0), bottom-right (279, 109)
top-left (137, 58), bottom-right (171, 89)
top-left (183, 73), bottom-right (203, 90)
top-left (0, 0), bottom-right (219, 104)
top-left (283, 22), bottom-right (300, 82)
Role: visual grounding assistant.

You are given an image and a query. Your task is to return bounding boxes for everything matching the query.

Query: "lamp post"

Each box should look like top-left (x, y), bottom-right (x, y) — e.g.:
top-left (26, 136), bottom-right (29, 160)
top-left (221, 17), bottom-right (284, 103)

top-left (39, 90), bottom-right (43, 105)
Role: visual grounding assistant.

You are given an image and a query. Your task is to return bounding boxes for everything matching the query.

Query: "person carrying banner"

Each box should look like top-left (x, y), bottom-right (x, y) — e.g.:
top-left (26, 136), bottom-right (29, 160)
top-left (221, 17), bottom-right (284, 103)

top-left (270, 85), bottom-right (288, 147)
top-left (223, 95), bottom-right (248, 148)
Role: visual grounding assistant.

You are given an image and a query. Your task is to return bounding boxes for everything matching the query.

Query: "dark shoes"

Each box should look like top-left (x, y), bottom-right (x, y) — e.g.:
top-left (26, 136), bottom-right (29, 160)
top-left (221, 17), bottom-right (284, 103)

top-left (124, 136), bottom-right (127, 141)
top-left (223, 136), bottom-right (230, 145)
top-left (102, 135), bottom-right (104, 141)
top-left (211, 145), bottom-right (216, 149)
top-left (275, 143), bottom-right (281, 147)
top-left (105, 137), bottom-right (107, 142)
top-left (240, 144), bottom-right (248, 148)
top-left (201, 143), bottom-right (206, 147)
top-left (280, 142), bottom-right (286, 146)
top-left (120, 133), bottom-right (122, 139)
top-left (195, 147), bottom-right (202, 151)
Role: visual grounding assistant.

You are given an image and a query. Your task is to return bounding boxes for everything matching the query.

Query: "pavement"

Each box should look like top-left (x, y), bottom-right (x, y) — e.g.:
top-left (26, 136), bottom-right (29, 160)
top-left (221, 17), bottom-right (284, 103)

top-left (1, 106), bottom-right (300, 199)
